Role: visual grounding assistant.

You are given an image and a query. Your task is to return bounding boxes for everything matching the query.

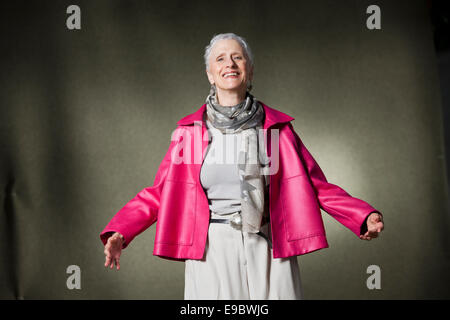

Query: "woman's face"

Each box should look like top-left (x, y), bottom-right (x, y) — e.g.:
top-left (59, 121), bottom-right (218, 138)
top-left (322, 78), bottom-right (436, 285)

top-left (206, 38), bottom-right (252, 95)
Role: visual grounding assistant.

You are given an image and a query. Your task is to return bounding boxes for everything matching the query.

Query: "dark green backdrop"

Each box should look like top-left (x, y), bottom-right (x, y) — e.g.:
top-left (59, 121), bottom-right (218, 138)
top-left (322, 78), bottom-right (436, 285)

top-left (1, 0), bottom-right (449, 299)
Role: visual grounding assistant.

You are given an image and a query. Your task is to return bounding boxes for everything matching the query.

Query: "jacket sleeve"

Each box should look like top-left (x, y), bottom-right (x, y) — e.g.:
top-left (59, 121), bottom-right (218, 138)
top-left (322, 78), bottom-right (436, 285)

top-left (99, 131), bottom-right (179, 248)
top-left (288, 123), bottom-right (382, 237)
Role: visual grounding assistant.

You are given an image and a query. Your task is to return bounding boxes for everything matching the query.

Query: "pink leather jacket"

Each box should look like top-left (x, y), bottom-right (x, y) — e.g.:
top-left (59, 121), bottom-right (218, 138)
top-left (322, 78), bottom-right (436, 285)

top-left (100, 102), bottom-right (380, 261)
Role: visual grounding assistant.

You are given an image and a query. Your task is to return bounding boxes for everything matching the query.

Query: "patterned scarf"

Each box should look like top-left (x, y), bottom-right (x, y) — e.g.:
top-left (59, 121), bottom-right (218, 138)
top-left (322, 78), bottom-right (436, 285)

top-left (205, 86), bottom-right (269, 233)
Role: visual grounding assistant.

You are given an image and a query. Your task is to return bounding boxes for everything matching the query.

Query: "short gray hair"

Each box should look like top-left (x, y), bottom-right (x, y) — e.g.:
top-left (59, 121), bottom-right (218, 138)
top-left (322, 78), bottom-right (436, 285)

top-left (204, 33), bottom-right (254, 71)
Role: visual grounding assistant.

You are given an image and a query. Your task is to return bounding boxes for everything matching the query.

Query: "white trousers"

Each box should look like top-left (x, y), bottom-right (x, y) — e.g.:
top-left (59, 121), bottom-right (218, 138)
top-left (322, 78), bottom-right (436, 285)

top-left (184, 213), bottom-right (303, 300)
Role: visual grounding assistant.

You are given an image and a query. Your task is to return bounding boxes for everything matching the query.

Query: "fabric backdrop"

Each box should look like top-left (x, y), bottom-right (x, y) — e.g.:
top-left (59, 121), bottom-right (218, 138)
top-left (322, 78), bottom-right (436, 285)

top-left (1, 0), bottom-right (449, 299)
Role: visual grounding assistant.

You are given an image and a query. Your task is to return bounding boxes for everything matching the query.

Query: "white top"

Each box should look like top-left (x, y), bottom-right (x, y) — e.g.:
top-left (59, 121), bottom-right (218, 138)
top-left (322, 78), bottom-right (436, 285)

top-left (200, 120), bottom-right (242, 215)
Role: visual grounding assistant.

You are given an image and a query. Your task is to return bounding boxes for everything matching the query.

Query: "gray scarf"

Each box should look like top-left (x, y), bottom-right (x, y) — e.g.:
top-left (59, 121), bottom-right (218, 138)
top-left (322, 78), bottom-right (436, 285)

top-left (205, 87), bottom-right (269, 233)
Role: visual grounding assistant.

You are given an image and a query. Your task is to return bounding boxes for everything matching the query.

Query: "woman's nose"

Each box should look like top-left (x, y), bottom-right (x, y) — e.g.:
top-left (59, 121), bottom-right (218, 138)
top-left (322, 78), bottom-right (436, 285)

top-left (225, 57), bottom-right (238, 67)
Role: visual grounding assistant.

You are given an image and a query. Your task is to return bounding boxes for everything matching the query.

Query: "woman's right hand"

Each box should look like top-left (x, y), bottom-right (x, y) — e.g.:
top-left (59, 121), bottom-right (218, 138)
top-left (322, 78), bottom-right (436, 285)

top-left (104, 232), bottom-right (124, 270)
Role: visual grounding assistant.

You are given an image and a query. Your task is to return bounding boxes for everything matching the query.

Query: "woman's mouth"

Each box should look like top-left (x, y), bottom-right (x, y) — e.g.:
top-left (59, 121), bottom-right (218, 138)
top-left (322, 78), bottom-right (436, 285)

top-left (223, 72), bottom-right (239, 78)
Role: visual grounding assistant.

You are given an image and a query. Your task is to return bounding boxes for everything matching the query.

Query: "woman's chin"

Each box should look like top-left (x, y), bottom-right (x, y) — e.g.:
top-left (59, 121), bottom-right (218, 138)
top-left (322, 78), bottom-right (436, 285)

top-left (217, 84), bottom-right (246, 93)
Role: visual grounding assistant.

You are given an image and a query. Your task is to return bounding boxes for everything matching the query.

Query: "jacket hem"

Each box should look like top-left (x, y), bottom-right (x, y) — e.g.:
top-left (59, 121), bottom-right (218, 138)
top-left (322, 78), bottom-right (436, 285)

top-left (153, 242), bottom-right (204, 261)
top-left (273, 234), bottom-right (329, 258)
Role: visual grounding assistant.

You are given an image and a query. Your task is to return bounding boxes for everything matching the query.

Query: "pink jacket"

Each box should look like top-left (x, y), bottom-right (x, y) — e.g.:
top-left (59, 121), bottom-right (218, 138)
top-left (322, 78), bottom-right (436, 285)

top-left (100, 102), bottom-right (380, 261)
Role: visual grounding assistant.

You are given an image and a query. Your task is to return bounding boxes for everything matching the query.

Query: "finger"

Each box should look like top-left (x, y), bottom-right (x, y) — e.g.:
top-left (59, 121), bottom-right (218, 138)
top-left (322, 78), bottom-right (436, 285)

top-left (105, 255), bottom-right (112, 267)
top-left (115, 258), bottom-right (120, 270)
top-left (375, 222), bottom-right (383, 232)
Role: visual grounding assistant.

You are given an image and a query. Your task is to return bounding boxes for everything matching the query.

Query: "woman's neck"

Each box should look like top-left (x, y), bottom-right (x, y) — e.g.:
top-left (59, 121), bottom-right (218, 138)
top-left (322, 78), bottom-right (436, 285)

top-left (215, 88), bottom-right (246, 106)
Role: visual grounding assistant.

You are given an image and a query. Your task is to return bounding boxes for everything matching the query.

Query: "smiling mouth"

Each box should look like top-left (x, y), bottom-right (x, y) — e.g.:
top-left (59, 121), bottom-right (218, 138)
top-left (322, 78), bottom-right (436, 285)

top-left (223, 72), bottom-right (240, 78)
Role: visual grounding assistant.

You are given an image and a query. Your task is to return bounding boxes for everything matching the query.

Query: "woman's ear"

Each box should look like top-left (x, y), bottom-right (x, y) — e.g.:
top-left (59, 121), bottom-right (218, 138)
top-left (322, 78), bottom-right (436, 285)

top-left (206, 69), bottom-right (214, 85)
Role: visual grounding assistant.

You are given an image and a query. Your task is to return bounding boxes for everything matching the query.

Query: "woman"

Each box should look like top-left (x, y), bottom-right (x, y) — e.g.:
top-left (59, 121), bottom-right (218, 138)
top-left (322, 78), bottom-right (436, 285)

top-left (100, 33), bottom-right (384, 300)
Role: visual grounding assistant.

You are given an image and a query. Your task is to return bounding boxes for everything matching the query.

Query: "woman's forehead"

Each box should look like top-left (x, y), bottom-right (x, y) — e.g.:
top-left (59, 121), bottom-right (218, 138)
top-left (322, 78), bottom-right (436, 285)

top-left (211, 39), bottom-right (244, 55)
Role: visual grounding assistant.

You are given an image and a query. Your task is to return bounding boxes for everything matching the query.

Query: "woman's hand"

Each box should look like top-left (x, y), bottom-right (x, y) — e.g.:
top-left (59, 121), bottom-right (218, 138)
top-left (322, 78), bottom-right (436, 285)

top-left (104, 232), bottom-right (124, 270)
top-left (359, 212), bottom-right (384, 241)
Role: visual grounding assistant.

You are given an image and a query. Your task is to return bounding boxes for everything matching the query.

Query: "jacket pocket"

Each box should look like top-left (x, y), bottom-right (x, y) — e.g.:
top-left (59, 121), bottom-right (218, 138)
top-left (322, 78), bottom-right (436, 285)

top-left (280, 174), bottom-right (325, 241)
top-left (155, 180), bottom-right (197, 246)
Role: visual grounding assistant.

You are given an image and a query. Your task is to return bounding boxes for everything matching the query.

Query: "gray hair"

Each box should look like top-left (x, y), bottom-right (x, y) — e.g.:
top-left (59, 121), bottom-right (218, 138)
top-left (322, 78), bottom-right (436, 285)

top-left (204, 33), bottom-right (254, 71)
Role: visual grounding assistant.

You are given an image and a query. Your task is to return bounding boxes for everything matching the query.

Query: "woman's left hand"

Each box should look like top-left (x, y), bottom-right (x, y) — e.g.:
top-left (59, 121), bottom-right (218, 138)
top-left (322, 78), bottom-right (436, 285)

top-left (359, 212), bottom-right (384, 241)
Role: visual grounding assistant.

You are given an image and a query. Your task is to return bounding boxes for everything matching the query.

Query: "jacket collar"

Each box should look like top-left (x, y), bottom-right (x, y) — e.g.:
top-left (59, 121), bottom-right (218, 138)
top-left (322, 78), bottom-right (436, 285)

top-left (176, 101), bottom-right (294, 129)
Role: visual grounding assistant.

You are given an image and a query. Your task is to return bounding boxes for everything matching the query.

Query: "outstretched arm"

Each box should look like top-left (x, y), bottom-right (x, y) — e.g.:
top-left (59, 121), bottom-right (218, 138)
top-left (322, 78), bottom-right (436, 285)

top-left (289, 123), bottom-right (384, 240)
top-left (99, 131), bottom-right (179, 250)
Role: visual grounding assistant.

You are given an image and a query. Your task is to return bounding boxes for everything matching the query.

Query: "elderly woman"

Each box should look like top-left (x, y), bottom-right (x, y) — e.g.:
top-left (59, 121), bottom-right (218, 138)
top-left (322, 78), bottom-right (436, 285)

top-left (100, 33), bottom-right (384, 300)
